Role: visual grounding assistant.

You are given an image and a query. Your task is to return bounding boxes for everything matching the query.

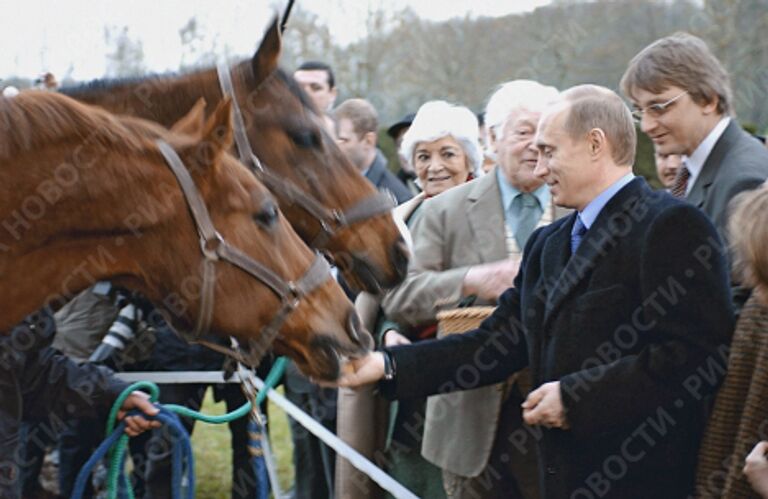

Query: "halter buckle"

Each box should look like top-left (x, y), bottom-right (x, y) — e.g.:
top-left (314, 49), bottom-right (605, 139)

top-left (319, 219), bottom-right (334, 237)
top-left (285, 282), bottom-right (302, 309)
top-left (201, 232), bottom-right (224, 261)
top-left (331, 209), bottom-right (346, 226)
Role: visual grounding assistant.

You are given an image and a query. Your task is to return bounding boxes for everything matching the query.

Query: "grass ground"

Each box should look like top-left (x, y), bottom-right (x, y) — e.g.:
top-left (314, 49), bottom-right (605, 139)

top-left (192, 387), bottom-right (295, 498)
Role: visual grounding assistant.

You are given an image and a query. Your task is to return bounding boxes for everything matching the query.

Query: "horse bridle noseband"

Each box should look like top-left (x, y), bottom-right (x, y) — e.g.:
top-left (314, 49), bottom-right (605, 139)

top-left (216, 63), bottom-right (396, 249)
top-left (156, 140), bottom-right (332, 367)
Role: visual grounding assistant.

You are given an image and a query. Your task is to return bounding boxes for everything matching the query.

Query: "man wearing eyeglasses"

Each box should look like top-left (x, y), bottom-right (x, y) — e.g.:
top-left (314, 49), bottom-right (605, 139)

top-left (621, 32), bottom-right (768, 241)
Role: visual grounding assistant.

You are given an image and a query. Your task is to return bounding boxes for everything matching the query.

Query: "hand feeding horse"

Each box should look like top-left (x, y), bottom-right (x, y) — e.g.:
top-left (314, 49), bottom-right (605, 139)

top-left (0, 91), bottom-right (369, 381)
top-left (62, 17), bottom-right (409, 295)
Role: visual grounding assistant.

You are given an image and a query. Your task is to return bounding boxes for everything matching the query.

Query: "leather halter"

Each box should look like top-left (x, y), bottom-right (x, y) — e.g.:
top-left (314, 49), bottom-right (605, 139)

top-left (156, 140), bottom-right (333, 366)
top-left (216, 63), bottom-right (396, 250)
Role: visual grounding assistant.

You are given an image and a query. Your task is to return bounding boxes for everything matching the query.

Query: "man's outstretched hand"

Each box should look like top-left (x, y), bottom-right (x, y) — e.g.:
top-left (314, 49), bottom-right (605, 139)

top-left (335, 352), bottom-right (387, 388)
top-left (117, 391), bottom-right (161, 437)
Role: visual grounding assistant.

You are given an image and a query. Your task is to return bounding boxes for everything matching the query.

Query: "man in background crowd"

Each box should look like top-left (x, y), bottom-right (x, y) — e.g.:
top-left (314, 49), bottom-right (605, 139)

top-left (294, 61), bottom-right (338, 135)
top-left (334, 98), bottom-right (413, 204)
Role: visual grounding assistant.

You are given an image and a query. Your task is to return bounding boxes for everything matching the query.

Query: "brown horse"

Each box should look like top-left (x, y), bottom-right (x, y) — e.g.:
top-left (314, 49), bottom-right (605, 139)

top-left (0, 91), bottom-right (368, 380)
top-left (62, 17), bottom-right (408, 294)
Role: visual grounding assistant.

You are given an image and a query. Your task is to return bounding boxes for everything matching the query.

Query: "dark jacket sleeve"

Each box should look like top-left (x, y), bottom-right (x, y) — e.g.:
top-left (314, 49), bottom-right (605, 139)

top-left (4, 308), bottom-right (129, 423)
top-left (559, 204), bottom-right (735, 439)
top-left (20, 346), bottom-right (128, 422)
top-left (379, 284), bottom-right (529, 400)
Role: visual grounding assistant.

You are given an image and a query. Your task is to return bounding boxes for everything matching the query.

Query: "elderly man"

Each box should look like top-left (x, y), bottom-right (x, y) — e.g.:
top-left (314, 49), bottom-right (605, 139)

top-left (382, 80), bottom-right (561, 499)
top-left (339, 85), bottom-right (734, 499)
top-left (333, 98), bottom-right (412, 204)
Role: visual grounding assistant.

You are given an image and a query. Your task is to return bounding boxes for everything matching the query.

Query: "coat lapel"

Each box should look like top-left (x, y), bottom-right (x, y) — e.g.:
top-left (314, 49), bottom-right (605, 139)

top-left (543, 178), bottom-right (648, 328)
top-left (540, 215), bottom-right (572, 324)
top-left (687, 121), bottom-right (739, 208)
top-left (466, 172), bottom-right (508, 263)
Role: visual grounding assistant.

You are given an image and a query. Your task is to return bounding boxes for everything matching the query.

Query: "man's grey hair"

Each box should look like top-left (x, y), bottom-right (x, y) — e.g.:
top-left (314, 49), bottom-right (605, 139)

top-left (484, 80), bottom-right (559, 135)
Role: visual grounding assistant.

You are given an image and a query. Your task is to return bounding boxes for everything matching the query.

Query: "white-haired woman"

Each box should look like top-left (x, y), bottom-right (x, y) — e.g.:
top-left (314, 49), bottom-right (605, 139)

top-left (401, 100), bottom-right (482, 198)
top-left (336, 100), bottom-right (481, 499)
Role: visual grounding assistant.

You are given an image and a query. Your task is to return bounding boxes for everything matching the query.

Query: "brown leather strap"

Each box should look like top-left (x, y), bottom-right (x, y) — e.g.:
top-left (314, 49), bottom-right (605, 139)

top-left (256, 168), bottom-right (396, 247)
top-left (216, 63), bottom-right (265, 173)
top-left (156, 139), bottom-right (333, 366)
top-left (216, 64), bottom-right (396, 250)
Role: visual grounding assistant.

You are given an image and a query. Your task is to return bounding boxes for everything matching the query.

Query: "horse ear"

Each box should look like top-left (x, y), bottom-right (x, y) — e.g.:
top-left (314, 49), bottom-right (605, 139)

top-left (201, 96), bottom-right (234, 161)
top-left (171, 98), bottom-right (206, 136)
top-left (251, 15), bottom-right (281, 84)
top-left (178, 97), bottom-right (234, 172)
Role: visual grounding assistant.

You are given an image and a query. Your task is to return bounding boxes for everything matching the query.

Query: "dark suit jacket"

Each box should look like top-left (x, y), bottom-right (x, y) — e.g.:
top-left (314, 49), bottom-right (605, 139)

top-left (381, 178), bottom-right (735, 499)
top-left (688, 120), bottom-right (768, 240)
top-left (365, 150), bottom-right (413, 204)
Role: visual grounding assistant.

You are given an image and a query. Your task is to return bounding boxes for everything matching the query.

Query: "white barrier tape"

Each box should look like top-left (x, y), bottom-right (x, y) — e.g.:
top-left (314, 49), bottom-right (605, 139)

top-left (115, 371), bottom-right (419, 499)
top-left (116, 371), bottom-right (239, 383)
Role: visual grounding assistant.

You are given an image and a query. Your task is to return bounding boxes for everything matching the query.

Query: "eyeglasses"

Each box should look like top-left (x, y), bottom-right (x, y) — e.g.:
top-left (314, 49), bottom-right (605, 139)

top-left (631, 91), bottom-right (688, 122)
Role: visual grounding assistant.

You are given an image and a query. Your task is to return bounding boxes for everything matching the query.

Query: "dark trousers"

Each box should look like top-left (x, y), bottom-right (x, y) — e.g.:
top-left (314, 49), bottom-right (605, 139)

top-left (20, 421), bottom-right (56, 498)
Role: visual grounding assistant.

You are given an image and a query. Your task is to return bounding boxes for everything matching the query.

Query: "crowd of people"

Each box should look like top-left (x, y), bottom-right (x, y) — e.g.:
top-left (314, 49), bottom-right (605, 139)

top-left (5, 29), bottom-right (768, 499)
top-left (331, 32), bottom-right (768, 499)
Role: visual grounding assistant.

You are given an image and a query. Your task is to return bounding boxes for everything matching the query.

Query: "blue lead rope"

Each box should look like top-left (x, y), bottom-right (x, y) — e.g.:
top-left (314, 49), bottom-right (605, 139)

top-left (71, 407), bottom-right (194, 499)
top-left (248, 416), bottom-right (270, 499)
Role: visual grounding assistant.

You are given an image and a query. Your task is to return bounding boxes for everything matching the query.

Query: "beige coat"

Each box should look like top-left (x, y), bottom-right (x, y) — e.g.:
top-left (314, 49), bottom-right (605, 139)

top-left (382, 171), bottom-right (560, 478)
top-left (335, 193), bottom-right (426, 499)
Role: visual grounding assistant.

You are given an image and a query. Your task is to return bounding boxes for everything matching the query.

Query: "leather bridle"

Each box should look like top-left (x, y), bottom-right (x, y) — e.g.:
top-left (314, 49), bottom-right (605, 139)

top-left (216, 63), bottom-right (396, 250)
top-left (156, 140), bottom-right (333, 367)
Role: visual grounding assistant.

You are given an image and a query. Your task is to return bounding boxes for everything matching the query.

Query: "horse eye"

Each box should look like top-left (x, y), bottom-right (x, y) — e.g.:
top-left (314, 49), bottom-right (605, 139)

top-left (290, 129), bottom-right (321, 149)
top-left (253, 202), bottom-right (279, 228)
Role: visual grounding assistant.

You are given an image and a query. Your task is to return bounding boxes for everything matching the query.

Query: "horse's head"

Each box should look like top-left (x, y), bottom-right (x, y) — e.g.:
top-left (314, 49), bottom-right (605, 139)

top-left (142, 99), bottom-right (374, 380)
top-left (0, 91), bottom-right (370, 380)
top-left (230, 17), bottom-right (409, 294)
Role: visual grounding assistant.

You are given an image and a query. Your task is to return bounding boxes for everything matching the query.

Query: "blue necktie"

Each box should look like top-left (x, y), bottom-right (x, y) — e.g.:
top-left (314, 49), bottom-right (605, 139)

top-left (570, 215), bottom-right (587, 254)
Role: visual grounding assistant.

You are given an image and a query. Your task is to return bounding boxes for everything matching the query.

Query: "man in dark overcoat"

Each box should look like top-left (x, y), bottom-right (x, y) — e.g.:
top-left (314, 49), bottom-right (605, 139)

top-left (337, 85), bottom-right (735, 499)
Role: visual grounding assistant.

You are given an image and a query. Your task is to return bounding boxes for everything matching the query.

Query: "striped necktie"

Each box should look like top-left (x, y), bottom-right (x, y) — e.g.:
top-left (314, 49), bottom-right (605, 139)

top-left (670, 164), bottom-right (691, 198)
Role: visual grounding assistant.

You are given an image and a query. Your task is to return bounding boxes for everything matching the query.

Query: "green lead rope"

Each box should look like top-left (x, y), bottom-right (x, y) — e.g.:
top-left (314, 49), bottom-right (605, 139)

top-left (101, 357), bottom-right (288, 499)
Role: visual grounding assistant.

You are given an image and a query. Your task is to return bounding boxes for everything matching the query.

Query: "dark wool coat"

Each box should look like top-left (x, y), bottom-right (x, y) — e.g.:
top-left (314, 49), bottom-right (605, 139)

top-left (381, 178), bottom-right (735, 499)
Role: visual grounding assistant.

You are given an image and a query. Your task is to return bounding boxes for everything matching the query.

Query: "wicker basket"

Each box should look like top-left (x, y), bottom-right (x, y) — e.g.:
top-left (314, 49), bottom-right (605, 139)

top-left (436, 306), bottom-right (495, 335)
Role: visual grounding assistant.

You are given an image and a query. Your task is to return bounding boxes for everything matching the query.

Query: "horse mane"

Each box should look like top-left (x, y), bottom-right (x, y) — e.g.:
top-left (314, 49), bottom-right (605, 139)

top-left (60, 72), bottom-right (182, 96)
top-left (61, 61), bottom-right (321, 117)
top-left (0, 92), bottom-right (156, 161)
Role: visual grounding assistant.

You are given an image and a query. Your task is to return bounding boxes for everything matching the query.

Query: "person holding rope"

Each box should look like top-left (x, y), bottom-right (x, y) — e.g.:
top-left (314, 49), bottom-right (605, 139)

top-left (0, 307), bottom-right (159, 499)
top-left (335, 85), bottom-right (734, 499)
